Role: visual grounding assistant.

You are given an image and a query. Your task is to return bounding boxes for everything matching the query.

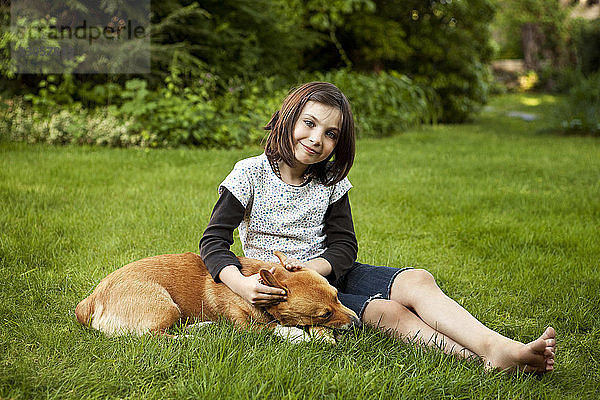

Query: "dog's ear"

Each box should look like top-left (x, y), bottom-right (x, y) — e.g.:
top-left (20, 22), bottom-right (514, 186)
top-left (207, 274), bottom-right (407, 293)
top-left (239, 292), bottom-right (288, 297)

top-left (259, 269), bottom-right (287, 295)
top-left (273, 251), bottom-right (286, 267)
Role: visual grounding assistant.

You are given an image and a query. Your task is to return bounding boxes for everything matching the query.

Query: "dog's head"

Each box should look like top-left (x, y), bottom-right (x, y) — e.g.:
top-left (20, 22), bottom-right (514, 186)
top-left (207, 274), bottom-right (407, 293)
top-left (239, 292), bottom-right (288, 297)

top-left (257, 253), bottom-right (360, 331)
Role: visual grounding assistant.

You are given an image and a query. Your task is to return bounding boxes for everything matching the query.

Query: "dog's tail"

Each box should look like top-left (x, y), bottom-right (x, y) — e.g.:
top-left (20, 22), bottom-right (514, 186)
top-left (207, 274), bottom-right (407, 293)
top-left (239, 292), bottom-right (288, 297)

top-left (75, 296), bottom-right (94, 326)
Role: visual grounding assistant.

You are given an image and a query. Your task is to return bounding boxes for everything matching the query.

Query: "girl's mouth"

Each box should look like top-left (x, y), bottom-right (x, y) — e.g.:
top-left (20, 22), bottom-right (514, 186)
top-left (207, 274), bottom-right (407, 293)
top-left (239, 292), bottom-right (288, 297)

top-left (300, 142), bottom-right (319, 155)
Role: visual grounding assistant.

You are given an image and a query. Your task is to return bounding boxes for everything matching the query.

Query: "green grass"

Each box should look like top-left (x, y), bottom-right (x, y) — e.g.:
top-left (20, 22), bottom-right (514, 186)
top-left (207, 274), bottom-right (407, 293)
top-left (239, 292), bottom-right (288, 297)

top-left (1, 93), bottom-right (599, 399)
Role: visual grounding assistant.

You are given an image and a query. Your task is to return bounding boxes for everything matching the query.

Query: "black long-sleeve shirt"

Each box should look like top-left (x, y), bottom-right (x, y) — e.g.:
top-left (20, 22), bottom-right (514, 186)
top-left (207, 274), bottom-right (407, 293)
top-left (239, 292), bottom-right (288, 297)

top-left (199, 187), bottom-right (358, 286)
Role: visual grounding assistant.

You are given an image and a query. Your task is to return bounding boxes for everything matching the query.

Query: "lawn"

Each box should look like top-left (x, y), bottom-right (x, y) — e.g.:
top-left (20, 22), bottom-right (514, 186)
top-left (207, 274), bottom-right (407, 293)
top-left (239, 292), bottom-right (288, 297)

top-left (1, 93), bottom-right (599, 399)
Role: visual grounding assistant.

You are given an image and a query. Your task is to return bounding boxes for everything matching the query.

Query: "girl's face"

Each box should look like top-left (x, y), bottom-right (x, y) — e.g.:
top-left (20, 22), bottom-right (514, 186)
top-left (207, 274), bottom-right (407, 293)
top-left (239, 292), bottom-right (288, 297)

top-left (292, 101), bottom-right (341, 168)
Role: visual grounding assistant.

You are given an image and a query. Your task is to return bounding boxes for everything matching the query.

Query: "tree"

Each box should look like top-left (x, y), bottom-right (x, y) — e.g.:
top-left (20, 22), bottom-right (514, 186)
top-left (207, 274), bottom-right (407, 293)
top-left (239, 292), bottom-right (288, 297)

top-left (151, 0), bottom-right (320, 86)
top-left (334, 0), bottom-right (497, 123)
top-left (494, 0), bottom-right (571, 71)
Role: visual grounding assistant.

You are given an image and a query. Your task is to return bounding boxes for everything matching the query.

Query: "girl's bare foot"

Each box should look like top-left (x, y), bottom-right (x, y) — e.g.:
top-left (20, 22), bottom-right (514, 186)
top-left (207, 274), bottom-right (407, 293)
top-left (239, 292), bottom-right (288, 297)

top-left (483, 326), bottom-right (556, 373)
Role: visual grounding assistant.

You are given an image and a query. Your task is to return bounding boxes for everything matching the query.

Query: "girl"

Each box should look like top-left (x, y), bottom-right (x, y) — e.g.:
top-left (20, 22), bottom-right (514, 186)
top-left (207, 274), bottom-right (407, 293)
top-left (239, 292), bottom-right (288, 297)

top-left (199, 82), bottom-right (556, 373)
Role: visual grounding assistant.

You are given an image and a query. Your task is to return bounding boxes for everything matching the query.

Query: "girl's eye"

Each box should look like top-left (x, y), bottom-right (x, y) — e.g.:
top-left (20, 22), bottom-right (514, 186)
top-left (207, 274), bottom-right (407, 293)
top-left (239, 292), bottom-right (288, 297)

top-left (326, 131), bottom-right (338, 140)
top-left (304, 120), bottom-right (315, 128)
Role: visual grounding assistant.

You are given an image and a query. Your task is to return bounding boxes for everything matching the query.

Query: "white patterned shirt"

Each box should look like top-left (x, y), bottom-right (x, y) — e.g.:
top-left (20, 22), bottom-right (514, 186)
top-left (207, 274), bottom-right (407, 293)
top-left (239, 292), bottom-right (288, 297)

top-left (219, 153), bottom-right (352, 263)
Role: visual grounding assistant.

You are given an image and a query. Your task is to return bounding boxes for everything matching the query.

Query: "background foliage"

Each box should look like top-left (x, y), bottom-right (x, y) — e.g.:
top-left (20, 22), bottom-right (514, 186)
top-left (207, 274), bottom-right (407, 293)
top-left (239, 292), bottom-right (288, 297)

top-left (1, 0), bottom-right (498, 148)
top-left (1, 0), bottom-right (599, 145)
top-left (337, 0), bottom-right (496, 122)
top-left (556, 72), bottom-right (600, 136)
top-left (1, 70), bottom-right (438, 147)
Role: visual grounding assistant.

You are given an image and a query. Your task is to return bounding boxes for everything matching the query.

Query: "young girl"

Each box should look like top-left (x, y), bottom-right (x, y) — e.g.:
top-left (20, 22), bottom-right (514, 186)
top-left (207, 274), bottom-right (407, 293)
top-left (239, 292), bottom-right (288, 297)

top-left (199, 82), bottom-right (556, 373)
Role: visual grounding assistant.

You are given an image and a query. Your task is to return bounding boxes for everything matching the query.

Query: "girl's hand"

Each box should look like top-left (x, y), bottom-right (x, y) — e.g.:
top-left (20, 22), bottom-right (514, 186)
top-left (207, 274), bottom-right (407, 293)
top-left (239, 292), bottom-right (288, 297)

top-left (279, 254), bottom-right (305, 271)
top-left (274, 251), bottom-right (332, 276)
top-left (238, 267), bottom-right (288, 306)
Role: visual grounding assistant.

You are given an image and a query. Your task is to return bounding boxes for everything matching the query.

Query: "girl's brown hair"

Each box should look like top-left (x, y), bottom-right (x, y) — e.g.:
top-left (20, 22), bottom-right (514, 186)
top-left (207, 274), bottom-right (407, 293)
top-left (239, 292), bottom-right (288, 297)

top-left (264, 82), bottom-right (355, 186)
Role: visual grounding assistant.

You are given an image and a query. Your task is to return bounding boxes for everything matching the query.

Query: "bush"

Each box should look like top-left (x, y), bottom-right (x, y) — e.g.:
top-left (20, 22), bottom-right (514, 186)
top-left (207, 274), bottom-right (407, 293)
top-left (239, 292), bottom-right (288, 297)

top-left (556, 73), bottom-right (600, 136)
top-left (113, 78), bottom-right (219, 147)
top-left (110, 77), bottom-right (290, 148)
top-left (569, 18), bottom-right (600, 77)
top-left (336, 0), bottom-right (496, 123)
top-left (1, 71), bottom-right (438, 148)
top-left (0, 98), bottom-right (152, 147)
top-left (0, 79), bottom-right (285, 148)
top-left (316, 70), bottom-right (439, 137)
top-left (536, 18), bottom-right (600, 93)
top-left (537, 66), bottom-right (584, 94)
top-left (405, 0), bottom-right (496, 123)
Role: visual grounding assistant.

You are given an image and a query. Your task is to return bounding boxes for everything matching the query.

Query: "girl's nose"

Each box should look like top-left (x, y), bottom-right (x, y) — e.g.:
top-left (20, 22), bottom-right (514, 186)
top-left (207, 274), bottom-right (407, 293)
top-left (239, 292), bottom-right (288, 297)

top-left (309, 131), bottom-right (322, 145)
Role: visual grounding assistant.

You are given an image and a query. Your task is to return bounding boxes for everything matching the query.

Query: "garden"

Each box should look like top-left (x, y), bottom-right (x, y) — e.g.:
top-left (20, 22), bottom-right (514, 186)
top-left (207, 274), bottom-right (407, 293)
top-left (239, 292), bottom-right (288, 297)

top-left (1, 1), bottom-right (599, 399)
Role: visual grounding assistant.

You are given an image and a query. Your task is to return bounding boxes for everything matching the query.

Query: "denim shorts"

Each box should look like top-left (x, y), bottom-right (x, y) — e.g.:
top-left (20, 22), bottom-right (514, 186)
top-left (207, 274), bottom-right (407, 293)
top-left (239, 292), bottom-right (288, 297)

top-left (335, 262), bottom-right (414, 319)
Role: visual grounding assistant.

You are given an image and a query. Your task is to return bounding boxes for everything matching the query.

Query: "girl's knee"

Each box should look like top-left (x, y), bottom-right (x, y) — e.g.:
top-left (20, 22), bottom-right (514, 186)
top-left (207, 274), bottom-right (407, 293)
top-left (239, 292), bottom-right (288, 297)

top-left (404, 268), bottom-right (436, 285)
top-left (390, 268), bottom-right (437, 306)
top-left (362, 299), bottom-right (412, 328)
top-left (395, 268), bottom-right (437, 290)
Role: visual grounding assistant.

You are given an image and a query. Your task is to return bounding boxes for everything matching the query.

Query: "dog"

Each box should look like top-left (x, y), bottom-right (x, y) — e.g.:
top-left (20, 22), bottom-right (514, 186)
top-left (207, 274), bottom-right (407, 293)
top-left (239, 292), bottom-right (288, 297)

top-left (75, 251), bottom-right (360, 342)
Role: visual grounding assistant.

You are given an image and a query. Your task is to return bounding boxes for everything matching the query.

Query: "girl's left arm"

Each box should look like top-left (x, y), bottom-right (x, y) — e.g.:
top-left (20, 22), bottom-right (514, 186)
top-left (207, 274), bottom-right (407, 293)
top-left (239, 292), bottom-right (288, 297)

top-left (304, 258), bottom-right (333, 276)
top-left (314, 192), bottom-right (358, 280)
top-left (278, 253), bottom-right (332, 275)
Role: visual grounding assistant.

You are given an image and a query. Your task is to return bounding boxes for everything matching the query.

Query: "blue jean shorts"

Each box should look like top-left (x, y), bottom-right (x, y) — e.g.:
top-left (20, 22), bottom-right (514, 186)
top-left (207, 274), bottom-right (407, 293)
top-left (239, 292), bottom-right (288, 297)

top-left (335, 262), bottom-right (413, 319)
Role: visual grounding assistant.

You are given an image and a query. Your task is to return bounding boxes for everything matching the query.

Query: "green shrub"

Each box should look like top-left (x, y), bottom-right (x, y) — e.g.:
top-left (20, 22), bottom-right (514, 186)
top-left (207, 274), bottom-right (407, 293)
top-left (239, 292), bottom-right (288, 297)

top-left (111, 71), bottom-right (438, 144)
top-left (557, 73), bottom-right (600, 136)
top-left (110, 77), bottom-right (286, 148)
top-left (0, 98), bottom-right (34, 142)
top-left (316, 70), bottom-right (439, 137)
top-left (113, 79), bottom-right (219, 147)
top-left (537, 18), bottom-right (600, 93)
top-left (2, 70), bottom-right (438, 148)
top-left (1, 79), bottom-right (282, 149)
top-left (335, 0), bottom-right (495, 123)
top-left (569, 18), bottom-right (600, 77)
top-left (537, 66), bottom-right (583, 94)
top-left (0, 97), bottom-right (150, 147)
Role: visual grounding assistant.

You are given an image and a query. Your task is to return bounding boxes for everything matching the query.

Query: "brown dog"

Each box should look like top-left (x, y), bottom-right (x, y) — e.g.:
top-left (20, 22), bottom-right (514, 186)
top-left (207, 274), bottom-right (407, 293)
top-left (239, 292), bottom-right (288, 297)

top-left (75, 251), bottom-right (359, 339)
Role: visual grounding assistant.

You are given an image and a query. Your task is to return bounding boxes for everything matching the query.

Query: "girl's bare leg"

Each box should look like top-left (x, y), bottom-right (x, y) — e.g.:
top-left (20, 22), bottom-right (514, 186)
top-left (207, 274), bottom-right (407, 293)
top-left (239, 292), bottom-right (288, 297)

top-left (389, 269), bottom-right (556, 373)
top-left (362, 299), bottom-right (476, 359)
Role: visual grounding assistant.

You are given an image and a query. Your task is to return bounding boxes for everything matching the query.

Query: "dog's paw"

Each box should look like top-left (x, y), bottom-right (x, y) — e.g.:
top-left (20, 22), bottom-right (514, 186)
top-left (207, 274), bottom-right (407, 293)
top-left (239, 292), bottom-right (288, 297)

top-left (308, 326), bottom-right (336, 345)
top-left (274, 325), bottom-right (311, 344)
top-left (172, 334), bottom-right (194, 340)
top-left (185, 321), bottom-right (216, 332)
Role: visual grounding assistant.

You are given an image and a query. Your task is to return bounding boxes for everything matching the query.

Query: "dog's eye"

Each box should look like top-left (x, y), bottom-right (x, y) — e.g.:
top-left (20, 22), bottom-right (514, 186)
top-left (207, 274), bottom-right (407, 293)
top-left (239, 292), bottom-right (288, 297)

top-left (321, 311), bottom-right (333, 320)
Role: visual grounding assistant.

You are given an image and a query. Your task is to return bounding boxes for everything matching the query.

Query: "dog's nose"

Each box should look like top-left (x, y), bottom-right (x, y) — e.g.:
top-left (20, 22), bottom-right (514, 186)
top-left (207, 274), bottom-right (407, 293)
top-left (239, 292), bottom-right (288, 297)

top-left (350, 314), bottom-right (362, 328)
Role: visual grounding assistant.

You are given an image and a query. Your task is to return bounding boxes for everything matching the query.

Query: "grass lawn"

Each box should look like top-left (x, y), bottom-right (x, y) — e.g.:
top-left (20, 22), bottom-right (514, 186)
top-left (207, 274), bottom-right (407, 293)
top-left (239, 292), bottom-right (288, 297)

top-left (1, 93), bottom-right (599, 399)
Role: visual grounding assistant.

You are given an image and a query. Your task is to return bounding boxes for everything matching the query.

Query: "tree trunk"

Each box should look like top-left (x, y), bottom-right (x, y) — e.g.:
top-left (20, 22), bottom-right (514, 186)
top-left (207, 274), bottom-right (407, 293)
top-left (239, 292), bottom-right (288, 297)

top-left (521, 22), bottom-right (542, 71)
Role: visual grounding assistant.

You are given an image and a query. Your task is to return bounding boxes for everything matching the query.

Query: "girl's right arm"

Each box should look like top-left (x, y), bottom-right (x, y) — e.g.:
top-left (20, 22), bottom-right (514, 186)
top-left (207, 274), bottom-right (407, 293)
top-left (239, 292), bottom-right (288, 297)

top-left (219, 265), bottom-right (287, 306)
top-left (200, 188), bottom-right (285, 305)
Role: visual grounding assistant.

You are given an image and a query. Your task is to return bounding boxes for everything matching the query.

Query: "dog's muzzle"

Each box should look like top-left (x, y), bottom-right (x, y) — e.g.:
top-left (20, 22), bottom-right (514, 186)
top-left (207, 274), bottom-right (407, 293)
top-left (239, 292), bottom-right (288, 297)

top-left (349, 314), bottom-right (362, 328)
top-left (337, 314), bottom-right (361, 330)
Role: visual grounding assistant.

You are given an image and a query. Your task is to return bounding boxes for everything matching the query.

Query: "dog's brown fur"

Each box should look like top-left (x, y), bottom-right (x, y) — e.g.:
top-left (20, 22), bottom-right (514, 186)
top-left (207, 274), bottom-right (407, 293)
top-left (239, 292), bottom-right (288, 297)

top-left (75, 251), bottom-right (359, 336)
